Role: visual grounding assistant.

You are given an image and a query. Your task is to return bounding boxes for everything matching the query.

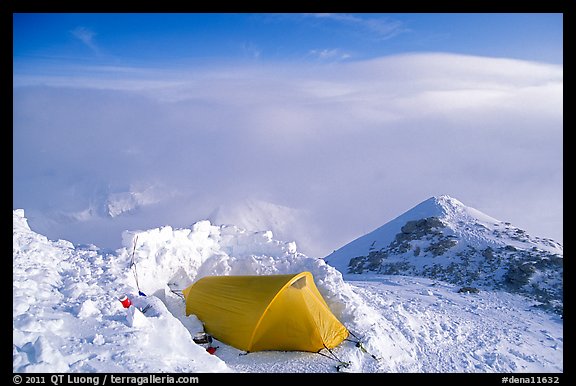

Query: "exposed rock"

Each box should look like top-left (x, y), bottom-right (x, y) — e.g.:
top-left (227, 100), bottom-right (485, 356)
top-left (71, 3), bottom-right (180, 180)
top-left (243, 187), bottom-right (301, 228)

top-left (458, 287), bottom-right (480, 294)
top-left (346, 214), bottom-right (563, 314)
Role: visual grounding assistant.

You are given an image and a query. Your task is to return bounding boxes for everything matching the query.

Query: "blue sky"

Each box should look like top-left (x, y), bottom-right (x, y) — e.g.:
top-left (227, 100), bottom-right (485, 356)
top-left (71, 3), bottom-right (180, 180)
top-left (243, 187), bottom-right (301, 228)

top-left (14, 13), bottom-right (563, 69)
top-left (13, 13), bottom-right (563, 257)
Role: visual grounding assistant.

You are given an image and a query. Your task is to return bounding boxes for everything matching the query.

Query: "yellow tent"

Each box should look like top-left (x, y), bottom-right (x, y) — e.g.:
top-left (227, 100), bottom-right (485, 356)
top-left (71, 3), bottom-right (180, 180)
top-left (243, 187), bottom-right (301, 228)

top-left (182, 271), bottom-right (349, 353)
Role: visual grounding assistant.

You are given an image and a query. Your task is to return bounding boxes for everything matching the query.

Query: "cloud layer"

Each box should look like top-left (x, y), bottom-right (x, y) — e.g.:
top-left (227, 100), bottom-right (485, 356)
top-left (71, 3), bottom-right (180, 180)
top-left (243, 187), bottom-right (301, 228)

top-left (13, 53), bottom-right (563, 256)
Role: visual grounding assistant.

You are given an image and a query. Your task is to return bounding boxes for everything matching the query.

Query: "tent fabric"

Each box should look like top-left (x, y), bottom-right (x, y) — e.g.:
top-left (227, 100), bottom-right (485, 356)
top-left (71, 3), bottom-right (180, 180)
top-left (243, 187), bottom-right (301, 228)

top-left (182, 271), bottom-right (349, 352)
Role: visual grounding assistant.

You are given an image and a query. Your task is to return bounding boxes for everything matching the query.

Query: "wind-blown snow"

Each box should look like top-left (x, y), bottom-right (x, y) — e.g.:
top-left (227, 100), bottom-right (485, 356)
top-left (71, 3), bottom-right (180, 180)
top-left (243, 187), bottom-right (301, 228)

top-left (13, 206), bottom-right (562, 373)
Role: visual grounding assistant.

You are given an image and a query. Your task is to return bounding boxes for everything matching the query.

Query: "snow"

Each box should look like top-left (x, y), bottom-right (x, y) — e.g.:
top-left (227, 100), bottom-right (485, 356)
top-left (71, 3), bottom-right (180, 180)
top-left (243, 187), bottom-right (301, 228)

top-left (13, 208), bottom-right (562, 374)
top-left (325, 195), bottom-right (562, 277)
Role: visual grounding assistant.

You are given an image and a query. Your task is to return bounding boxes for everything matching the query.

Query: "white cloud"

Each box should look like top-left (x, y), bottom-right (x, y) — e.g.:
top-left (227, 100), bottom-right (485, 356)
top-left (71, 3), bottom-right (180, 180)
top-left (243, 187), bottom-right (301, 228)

top-left (306, 13), bottom-right (408, 41)
top-left (308, 48), bottom-right (352, 61)
top-left (71, 26), bottom-right (100, 54)
top-left (13, 53), bottom-right (563, 257)
top-left (242, 42), bottom-right (262, 59)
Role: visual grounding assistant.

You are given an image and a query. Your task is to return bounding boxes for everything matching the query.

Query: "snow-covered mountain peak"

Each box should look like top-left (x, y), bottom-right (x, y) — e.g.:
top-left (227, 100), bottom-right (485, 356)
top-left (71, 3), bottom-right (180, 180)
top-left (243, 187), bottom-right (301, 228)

top-left (394, 195), bottom-right (504, 236)
top-left (430, 195), bottom-right (499, 224)
top-left (324, 196), bottom-right (563, 314)
top-left (323, 195), bottom-right (504, 268)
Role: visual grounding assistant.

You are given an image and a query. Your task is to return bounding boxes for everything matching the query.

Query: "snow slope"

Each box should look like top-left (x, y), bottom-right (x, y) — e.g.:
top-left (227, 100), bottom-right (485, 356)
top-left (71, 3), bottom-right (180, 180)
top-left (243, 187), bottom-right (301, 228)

top-left (13, 207), bottom-right (563, 373)
top-left (325, 195), bottom-right (563, 314)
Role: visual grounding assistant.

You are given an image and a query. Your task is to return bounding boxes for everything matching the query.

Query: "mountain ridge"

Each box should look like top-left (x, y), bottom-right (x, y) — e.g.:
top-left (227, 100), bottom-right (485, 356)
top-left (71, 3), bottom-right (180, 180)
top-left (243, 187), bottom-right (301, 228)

top-left (325, 195), bottom-right (563, 314)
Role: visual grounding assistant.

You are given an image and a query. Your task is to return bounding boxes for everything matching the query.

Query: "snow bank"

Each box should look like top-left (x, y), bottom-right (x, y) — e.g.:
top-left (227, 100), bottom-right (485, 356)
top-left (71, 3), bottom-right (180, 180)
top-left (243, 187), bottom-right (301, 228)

top-left (13, 209), bottom-right (230, 373)
top-left (126, 221), bottom-right (341, 298)
top-left (120, 221), bottom-right (334, 301)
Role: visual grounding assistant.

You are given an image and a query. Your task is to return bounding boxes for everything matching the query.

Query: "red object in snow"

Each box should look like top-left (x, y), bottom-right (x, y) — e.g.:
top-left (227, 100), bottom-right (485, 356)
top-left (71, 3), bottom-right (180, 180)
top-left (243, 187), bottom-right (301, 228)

top-left (206, 347), bottom-right (217, 355)
top-left (119, 295), bottom-right (132, 308)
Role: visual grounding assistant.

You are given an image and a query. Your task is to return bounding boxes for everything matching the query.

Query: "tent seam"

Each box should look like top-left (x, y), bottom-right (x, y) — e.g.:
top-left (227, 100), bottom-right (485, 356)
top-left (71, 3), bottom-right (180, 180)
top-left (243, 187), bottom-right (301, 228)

top-left (245, 272), bottom-right (307, 351)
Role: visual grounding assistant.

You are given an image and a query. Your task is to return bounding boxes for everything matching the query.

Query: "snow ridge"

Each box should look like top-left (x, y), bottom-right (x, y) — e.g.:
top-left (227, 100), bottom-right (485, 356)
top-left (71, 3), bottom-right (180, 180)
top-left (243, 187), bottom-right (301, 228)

top-left (325, 195), bottom-right (563, 314)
